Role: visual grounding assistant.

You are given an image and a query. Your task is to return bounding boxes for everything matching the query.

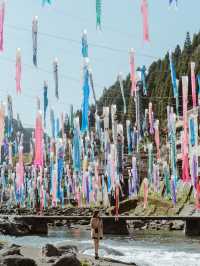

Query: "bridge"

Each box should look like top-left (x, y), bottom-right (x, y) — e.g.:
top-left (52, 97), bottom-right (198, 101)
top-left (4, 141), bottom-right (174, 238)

top-left (1, 215), bottom-right (200, 236)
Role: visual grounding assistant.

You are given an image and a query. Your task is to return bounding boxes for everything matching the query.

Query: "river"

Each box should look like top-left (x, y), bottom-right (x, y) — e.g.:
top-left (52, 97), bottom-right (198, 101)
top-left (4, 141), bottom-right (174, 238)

top-left (1, 226), bottom-right (200, 266)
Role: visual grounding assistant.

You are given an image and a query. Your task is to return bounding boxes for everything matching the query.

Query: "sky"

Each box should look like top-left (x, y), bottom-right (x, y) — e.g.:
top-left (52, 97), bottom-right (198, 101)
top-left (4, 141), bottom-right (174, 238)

top-left (1, 0), bottom-right (200, 129)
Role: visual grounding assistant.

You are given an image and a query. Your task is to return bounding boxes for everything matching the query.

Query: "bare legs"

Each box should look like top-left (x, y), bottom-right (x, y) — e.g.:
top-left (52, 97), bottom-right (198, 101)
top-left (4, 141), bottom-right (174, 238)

top-left (93, 239), bottom-right (99, 258)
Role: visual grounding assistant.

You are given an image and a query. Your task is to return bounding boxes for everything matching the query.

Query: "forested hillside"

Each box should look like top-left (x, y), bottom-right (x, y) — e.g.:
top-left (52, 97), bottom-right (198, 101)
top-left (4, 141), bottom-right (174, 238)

top-left (97, 31), bottom-right (200, 127)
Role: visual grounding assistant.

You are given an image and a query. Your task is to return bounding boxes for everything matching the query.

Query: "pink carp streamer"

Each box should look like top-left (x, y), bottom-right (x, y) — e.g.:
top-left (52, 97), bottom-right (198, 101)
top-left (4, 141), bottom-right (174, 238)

top-left (129, 49), bottom-right (136, 96)
top-left (141, 0), bottom-right (150, 43)
top-left (182, 77), bottom-right (190, 182)
top-left (34, 111), bottom-right (43, 167)
top-left (143, 177), bottom-right (148, 208)
top-left (191, 62), bottom-right (196, 108)
top-left (16, 48), bottom-right (22, 94)
top-left (154, 119), bottom-right (160, 160)
top-left (0, 103), bottom-right (5, 159)
top-left (0, 1), bottom-right (5, 51)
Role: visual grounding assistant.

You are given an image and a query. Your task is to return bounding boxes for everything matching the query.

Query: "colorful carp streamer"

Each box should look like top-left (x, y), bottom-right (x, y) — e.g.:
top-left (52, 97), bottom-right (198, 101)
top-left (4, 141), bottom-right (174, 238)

top-left (43, 81), bottom-right (48, 128)
top-left (42, 0), bottom-right (51, 6)
top-left (168, 109), bottom-right (178, 184)
top-left (0, 1), bottom-right (5, 52)
top-left (147, 143), bottom-right (153, 183)
top-left (89, 69), bottom-right (97, 108)
top-left (143, 177), bottom-right (148, 208)
top-left (81, 30), bottom-right (88, 58)
top-left (170, 176), bottom-right (176, 205)
top-left (53, 58), bottom-right (59, 99)
top-left (7, 96), bottom-right (13, 139)
top-left (197, 74), bottom-right (200, 105)
top-left (169, 50), bottom-right (179, 114)
top-left (96, 0), bottom-right (102, 30)
top-left (129, 49), bottom-right (136, 96)
top-left (163, 162), bottom-right (171, 196)
top-left (141, 0), bottom-right (150, 43)
top-left (169, 0), bottom-right (178, 7)
top-left (32, 16), bottom-right (38, 67)
top-left (73, 117), bottom-right (81, 172)
top-left (34, 111), bottom-right (43, 167)
top-left (154, 119), bottom-right (160, 160)
top-left (16, 48), bottom-right (22, 94)
top-left (0, 102), bottom-right (5, 160)
top-left (118, 73), bottom-right (126, 114)
top-left (182, 76), bottom-right (190, 182)
top-left (126, 120), bottom-right (132, 155)
top-left (131, 156), bottom-right (139, 195)
top-left (191, 62), bottom-right (196, 108)
top-left (148, 102), bottom-right (154, 134)
top-left (50, 108), bottom-right (55, 139)
top-left (81, 64), bottom-right (90, 133)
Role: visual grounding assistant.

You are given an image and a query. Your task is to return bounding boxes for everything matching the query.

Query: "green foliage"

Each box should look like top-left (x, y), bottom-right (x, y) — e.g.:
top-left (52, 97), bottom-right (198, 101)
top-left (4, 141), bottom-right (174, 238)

top-left (97, 31), bottom-right (200, 129)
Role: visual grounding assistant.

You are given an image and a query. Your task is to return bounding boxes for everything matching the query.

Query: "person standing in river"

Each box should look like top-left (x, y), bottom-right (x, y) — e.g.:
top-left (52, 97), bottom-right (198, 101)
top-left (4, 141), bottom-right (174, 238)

top-left (90, 210), bottom-right (103, 259)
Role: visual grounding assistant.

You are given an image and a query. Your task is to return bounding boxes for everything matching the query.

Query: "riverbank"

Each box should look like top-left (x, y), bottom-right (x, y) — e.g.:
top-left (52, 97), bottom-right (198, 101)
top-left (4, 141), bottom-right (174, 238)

top-left (0, 243), bottom-right (137, 266)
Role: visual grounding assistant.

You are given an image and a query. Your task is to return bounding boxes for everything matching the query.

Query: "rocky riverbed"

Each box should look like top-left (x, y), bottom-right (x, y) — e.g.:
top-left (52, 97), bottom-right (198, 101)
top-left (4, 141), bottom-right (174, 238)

top-left (0, 242), bottom-right (137, 266)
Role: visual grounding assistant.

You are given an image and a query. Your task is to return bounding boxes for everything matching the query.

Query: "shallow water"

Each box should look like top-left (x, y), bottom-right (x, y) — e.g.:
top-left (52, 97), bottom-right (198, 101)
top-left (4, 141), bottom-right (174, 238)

top-left (1, 227), bottom-right (200, 266)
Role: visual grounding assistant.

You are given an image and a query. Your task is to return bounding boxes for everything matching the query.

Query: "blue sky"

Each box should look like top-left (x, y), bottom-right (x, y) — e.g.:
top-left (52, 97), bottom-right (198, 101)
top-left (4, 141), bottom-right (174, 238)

top-left (1, 0), bottom-right (200, 128)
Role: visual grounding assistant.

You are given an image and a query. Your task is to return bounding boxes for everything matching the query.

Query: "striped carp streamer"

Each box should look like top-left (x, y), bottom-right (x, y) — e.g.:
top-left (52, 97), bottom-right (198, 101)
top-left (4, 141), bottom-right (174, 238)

top-left (34, 111), bottom-right (43, 167)
top-left (141, 0), bottom-right (150, 43)
top-left (126, 120), bottom-right (132, 155)
top-left (16, 48), bottom-right (22, 94)
top-left (118, 73), bottom-right (127, 114)
top-left (0, 102), bottom-right (5, 159)
top-left (88, 68), bottom-right (97, 109)
top-left (81, 29), bottom-right (88, 58)
top-left (163, 162), bottom-right (171, 196)
top-left (148, 102), bottom-right (154, 134)
top-left (169, 50), bottom-right (179, 114)
top-left (0, 1), bottom-right (5, 52)
top-left (147, 143), bottom-right (153, 183)
top-left (7, 95), bottom-right (13, 139)
top-left (129, 49), bottom-right (136, 96)
top-left (50, 108), bottom-right (55, 139)
top-left (73, 117), bottom-right (81, 173)
top-left (18, 145), bottom-right (24, 189)
top-left (53, 58), bottom-right (59, 99)
top-left (182, 76), bottom-right (190, 182)
top-left (81, 64), bottom-right (90, 133)
top-left (170, 176), bottom-right (176, 205)
top-left (154, 119), bottom-right (160, 160)
top-left (191, 62), bottom-right (196, 108)
top-left (43, 81), bottom-right (48, 128)
top-left (32, 16), bottom-right (38, 67)
top-left (96, 0), bottom-right (102, 30)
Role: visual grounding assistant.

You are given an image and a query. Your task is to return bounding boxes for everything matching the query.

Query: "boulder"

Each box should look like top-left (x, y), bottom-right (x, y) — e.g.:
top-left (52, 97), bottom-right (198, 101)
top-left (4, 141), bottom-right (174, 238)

top-left (53, 254), bottom-right (81, 266)
top-left (103, 219), bottom-right (129, 235)
top-left (0, 246), bottom-right (22, 257)
top-left (42, 244), bottom-right (60, 257)
top-left (0, 221), bottom-right (30, 236)
top-left (1, 255), bottom-right (37, 266)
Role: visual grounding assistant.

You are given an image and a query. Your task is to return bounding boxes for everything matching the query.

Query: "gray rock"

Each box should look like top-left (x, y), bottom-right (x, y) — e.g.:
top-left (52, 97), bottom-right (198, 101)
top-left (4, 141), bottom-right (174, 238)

top-left (0, 246), bottom-right (22, 257)
top-left (53, 254), bottom-right (81, 266)
top-left (1, 255), bottom-right (37, 266)
top-left (42, 244), bottom-right (60, 257)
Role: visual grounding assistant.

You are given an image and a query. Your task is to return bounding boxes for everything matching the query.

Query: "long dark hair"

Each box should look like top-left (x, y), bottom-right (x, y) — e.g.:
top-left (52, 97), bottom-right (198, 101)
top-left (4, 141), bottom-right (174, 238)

top-left (92, 210), bottom-right (100, 218)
